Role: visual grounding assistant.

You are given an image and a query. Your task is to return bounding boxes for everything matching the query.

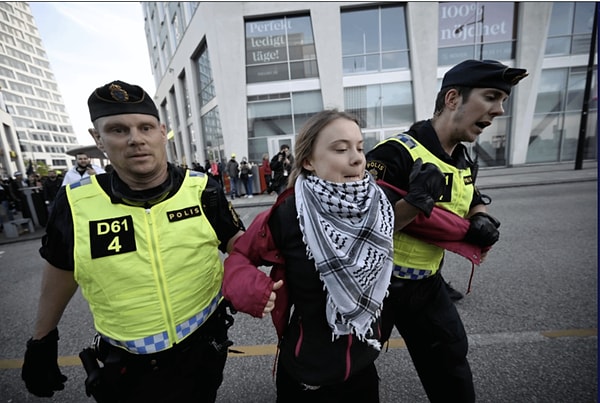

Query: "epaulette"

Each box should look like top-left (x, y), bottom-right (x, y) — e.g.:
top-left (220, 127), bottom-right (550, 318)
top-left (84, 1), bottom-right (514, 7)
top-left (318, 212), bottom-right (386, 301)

top-left (396, 132), bottom-right (418, 149)
top-left (189, 170), bottom-right (206, 178)
top-left (68, 176), bottom-right (93, 190)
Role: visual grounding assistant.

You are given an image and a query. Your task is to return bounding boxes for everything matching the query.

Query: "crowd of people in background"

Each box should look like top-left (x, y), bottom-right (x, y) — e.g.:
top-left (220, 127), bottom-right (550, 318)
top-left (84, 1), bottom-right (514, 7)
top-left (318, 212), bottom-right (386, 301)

top-left (0, 169), bottom-right (63, 232)
top-left (2, 151), bottom-right (278, 232)
top-left (1, 148), bottom-right (289, 231)
top-left (186, 148), bottom-right (291, 200)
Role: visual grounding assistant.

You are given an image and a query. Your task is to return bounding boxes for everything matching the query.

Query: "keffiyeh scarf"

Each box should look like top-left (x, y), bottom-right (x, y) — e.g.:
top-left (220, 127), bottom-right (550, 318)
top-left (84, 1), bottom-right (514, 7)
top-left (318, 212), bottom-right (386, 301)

top-left (295, 172), bottom-right (394, 350)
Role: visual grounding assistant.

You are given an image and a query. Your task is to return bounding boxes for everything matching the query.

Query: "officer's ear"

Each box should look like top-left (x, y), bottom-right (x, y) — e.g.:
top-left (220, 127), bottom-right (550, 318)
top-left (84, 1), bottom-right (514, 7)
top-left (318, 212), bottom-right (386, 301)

top-left (444, 89), bottom-right (461, 110)
top-left (88, 127), bottom-right (105, 151)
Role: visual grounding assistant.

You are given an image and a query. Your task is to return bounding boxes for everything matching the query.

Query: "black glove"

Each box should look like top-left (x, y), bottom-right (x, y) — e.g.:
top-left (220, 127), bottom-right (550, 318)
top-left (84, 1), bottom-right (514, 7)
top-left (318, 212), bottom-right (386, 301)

top-left (464, 212), bottom-right (501, 247)
top-left (22, 328), bottom-right (68, 397)
top-left (403, 158), bottom-right (446, 217)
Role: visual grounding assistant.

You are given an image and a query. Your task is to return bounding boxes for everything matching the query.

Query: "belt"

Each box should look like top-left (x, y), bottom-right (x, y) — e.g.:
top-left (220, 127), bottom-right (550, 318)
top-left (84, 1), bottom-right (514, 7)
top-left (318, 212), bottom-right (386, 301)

top-left (392, 265), bottom-right (433, 280)
top-left (101, 293), bottom-right (221, 354)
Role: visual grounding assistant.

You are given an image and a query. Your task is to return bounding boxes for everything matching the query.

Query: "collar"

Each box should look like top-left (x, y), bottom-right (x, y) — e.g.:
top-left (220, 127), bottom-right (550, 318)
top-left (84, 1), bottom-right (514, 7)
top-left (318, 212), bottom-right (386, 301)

top-left (408, 120), bottom-right (472, 170)
top-left (109, 163), bottom-right (183, 207)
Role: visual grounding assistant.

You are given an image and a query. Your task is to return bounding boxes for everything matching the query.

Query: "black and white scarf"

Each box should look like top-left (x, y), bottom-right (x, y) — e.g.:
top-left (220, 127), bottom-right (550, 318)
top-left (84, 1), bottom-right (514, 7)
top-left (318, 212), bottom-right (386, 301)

top-left (295, 172), bottom-right (394, 350)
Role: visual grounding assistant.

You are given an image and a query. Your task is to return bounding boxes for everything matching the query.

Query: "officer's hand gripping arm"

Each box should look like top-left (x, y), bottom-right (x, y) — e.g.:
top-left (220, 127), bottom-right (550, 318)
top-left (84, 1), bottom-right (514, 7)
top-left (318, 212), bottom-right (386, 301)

top-left (464, 212), bottom-right (501, 247)
top-left (402, 158), bottom-right (446, 218)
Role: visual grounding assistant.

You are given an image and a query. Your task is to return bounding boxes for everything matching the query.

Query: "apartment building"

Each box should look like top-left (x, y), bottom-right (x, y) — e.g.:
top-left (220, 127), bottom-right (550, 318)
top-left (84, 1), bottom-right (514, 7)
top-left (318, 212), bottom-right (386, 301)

top-left (0, 2), bottom-right (80, 178)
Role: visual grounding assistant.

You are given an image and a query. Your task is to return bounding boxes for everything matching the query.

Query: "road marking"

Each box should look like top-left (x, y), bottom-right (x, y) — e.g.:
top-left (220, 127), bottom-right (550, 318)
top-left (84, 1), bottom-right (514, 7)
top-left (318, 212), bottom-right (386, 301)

top-left (1, 328), bottom-right (595, 369)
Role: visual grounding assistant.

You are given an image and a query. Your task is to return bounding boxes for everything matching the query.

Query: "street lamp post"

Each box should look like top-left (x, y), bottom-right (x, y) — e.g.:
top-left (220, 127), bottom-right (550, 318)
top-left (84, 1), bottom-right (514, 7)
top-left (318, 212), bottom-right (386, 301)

top-left (453, 5), bottom-right (485, 60)
top-left (574, 3), bottom-right (598, 170)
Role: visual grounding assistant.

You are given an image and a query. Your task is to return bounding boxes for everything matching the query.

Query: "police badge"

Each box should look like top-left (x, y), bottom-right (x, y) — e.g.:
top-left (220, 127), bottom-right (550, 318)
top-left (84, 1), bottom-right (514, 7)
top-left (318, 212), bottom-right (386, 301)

top-left (109, 84), bottom-right (129, 102)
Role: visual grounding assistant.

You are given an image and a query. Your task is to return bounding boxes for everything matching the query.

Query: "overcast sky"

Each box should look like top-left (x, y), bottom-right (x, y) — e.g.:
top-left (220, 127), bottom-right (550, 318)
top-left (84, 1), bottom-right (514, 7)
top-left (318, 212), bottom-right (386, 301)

top-left (29, 2), bottom-right (156, 145)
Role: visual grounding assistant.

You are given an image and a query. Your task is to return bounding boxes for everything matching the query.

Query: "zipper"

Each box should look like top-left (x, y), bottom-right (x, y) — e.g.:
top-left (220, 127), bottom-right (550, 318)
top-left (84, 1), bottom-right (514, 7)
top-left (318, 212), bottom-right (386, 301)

top-left (145, 208), bottom-right (177, 346)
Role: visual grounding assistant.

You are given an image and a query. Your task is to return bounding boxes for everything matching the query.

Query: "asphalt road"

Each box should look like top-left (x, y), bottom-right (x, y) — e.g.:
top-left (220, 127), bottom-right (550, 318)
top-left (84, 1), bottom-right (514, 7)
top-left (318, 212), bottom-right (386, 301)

top-left (0, 181), bottom-right (597, 402)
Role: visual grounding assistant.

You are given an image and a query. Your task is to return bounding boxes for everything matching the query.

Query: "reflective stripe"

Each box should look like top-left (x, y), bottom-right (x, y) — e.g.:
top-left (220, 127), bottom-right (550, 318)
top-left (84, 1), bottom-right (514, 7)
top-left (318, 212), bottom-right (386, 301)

top-left (102, 293), bottom-right (222, 354)
top-left (175, 293), bottom-right (221, 339)
top-left (392, 265), bottom-right (433, 280)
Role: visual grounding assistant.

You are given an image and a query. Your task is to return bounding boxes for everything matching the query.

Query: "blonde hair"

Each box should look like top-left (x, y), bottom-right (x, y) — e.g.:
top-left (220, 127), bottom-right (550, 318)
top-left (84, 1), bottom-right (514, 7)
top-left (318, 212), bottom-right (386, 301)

top-left (287, 109), bottom-right (361, 188)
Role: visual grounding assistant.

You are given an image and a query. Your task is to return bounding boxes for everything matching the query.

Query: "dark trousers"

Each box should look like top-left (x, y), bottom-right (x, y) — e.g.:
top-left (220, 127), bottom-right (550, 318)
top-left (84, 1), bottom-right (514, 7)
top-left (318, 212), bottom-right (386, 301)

top-left (101, 340), bottom-right (226, 402)
top-left (381, 272), bottom-right (475, 403)
top-left (93, 307), bottom-right (232, 403)
top-left (276, 361), bottom-right (380, 403)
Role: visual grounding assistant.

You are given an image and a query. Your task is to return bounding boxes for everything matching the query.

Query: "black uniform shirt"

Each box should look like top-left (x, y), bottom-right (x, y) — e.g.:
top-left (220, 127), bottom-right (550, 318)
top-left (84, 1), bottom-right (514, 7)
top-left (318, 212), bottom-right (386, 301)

top-left (366, 120), bottom-right (485, 208)
top-left (40, 164), bottom-right (244, 271)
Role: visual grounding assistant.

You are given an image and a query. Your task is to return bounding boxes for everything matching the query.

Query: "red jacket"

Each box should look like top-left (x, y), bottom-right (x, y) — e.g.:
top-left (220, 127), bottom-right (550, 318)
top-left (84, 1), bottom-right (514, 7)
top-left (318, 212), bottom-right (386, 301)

top-left (222, 186), bottom-right (487, 340)
top-left (378, 180), bottom-right (487, 266)
top-left (222, 189), bottom-right (291, 339)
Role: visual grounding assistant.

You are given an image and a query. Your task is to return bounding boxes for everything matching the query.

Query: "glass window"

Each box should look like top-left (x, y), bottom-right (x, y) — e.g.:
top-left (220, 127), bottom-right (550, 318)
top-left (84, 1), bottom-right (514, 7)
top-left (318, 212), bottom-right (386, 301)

top-left (475, 115), bottom-right (510, 166)
top-left (292, 91), bottom-right (323, 131)
top-left (527, 113), bottom-right (562, 163)
top-left (245, 15), bottom-right (318, 84)
top-left (534, 69), bottom-right (567, 114)
top-left (179, 72), bottom-right (192, 118)
top-left (547, 2), bottom-right (573, 36)
top-left (438, 2), bottom-right (516, 66)
top-left (573, 3), bottom-right (595, 35)
top-left (341, 4), bottom-right (410, 74)
top-left (566, 67), bottom-right (587, 112)
top-left (247, 90), bottom-right (323, 160)
top-left (248, 97), bottom-right (293, 138)
top-left (545, 2), bottom-right (595, 56)
top-left (528, 67), bottom-right (597, 163)
top-left (344, 82), bottom-right (414, 129)
top-left (196, 45), bottom-right (215, 106)
top-left (201, 106), bottom-right (224, 158)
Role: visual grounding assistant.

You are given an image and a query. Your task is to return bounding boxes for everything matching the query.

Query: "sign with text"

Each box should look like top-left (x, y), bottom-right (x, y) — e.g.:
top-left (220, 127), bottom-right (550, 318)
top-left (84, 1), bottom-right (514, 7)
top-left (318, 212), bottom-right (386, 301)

top-left (246, 19), bottom-right (290, 66)
top-left (439, 2), bottom-right (515, 47)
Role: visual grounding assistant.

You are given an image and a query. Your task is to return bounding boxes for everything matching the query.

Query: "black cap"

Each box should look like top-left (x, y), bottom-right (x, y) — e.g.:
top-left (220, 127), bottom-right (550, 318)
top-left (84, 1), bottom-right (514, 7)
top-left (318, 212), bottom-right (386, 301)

top-left (88, 80), bottom-right (159, 121)
top-left (441, 59), bottom-right (528, 95)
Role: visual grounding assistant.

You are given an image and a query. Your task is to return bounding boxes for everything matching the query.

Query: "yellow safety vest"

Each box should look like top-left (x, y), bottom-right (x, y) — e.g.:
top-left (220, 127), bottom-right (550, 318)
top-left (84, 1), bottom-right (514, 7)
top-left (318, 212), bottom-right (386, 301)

top-left (66, 171), bottom-right (223, 352)
top-left (381, 133), bottom-right (474, 276)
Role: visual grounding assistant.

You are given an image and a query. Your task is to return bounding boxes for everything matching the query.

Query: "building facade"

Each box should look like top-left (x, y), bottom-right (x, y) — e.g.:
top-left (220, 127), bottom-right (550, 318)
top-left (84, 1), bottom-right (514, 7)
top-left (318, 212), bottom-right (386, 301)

top-left (0, 2), bottom-right (79, 178)
top-left (142, 2), bottom-right (597, 169)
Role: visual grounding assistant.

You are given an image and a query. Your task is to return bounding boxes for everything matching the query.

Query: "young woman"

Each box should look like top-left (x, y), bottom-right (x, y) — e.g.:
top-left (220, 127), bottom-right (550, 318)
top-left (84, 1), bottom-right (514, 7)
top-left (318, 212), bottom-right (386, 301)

top-left (223, 110), bottom-right (394, 402)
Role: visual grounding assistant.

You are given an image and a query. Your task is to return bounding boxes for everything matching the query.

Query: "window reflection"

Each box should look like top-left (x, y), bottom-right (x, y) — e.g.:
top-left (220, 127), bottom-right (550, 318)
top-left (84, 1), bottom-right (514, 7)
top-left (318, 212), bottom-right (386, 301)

top-left (245, 15), bottom-right (318, 83)
top-left (196, 46), bottom-right (215, 107)
top-left (545, 2), bottom-right (595, 56)
top-left (341, 5), bottom-right (409, 74)
top-left (247, 91), bottom-right (323, 138)
top-left (201, 106), bottom-right (224, 161)
top-left (528, 68), bottom-right (597, 163)
top-left (344, 83), bottom-right (414, 129)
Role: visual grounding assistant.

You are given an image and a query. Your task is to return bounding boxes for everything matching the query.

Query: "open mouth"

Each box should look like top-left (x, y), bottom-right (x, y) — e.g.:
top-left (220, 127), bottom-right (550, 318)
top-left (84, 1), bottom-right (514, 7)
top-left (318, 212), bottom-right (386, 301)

top-left (476, 121), bottom-right (491, 129)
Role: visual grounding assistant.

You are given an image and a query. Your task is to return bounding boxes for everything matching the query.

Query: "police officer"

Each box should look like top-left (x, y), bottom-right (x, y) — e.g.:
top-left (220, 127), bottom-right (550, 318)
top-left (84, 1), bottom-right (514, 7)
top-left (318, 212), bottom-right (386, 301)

top-left (21, 80), bottom-right (245, 402)
top-left (366, 59), bottom-right (527, 402)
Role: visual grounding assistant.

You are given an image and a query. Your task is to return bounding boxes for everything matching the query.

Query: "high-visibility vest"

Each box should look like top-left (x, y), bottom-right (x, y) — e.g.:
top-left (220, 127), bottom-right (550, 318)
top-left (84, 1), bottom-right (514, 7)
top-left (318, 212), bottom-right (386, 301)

top-left (376, 133), bottom-right (474, 275)
top-left (67, 171), bottom-right (223, 350)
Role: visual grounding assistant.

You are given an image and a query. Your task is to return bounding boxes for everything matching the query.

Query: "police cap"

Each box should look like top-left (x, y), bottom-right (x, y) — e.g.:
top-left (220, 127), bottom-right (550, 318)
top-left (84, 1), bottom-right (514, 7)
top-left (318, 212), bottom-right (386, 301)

top-left (88, 80), bottom-right (159, 121)
top-left (441, 59), bottom-right (528, 95)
